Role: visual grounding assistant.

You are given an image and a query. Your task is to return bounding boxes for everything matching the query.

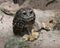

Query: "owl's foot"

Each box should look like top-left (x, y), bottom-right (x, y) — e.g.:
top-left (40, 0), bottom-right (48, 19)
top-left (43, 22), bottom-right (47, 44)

top-left (22, 29), bottom-right (39, 41)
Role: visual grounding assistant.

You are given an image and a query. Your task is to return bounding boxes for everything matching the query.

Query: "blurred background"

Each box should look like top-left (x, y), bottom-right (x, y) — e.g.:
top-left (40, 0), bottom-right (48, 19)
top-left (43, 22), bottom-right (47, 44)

top-left (0, 0), bottom-right (59, 10)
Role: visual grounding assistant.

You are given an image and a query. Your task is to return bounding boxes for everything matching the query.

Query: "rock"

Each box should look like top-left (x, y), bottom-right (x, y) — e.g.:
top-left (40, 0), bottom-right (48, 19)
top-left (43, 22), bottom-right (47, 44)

top-left (0, 10), bottom-right (13, 48)
top-left (33, 9), bottom-right (60, 31)
top-left (0, 2), bottom-right (20, 15)
top-left (0, 0), bottom-right (13, 5)
top-left (0, 8), bottom-right (60, 48)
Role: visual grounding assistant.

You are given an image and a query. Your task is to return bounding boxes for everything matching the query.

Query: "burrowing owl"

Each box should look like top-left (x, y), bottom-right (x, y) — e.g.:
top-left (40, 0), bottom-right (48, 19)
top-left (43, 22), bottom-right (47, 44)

top-left (13, 8), bottom-right (35, 36)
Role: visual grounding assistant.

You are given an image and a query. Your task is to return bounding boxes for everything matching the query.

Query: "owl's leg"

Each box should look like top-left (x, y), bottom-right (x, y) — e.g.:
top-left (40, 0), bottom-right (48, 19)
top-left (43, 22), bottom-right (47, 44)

top-left (22, 27), bottom-right (31, 40)
top-left (27, 28), bottom-right (31, 35)
top-left (22, 28), bottom-right (31, 40)
top-left (22, 27), bottom-right (31, 35)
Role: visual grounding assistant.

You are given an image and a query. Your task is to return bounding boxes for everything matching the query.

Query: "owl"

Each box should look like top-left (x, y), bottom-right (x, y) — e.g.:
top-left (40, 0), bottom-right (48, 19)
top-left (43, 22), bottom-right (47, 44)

top-left (13, 8), bottom-right (35, 36)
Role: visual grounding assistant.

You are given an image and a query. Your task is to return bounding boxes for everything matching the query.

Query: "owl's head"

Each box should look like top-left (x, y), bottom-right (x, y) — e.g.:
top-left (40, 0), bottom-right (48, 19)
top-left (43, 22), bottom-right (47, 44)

top-left (15, 8), bottom-right (35, 22)
top-left (13, 8), bottom-right (35, 28)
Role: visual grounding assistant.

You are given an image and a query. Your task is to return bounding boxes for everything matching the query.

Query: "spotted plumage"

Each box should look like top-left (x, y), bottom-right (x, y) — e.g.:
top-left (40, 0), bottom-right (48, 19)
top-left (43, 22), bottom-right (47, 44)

top-left (13, 8), bottom-right (35, 36)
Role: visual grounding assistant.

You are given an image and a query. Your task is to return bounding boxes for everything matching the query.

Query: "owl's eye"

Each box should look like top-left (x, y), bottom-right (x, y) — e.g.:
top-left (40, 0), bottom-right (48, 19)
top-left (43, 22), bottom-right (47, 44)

top-left (23, 12), bottom-right (26, 15)
top-left (22, 11), bottom-right (26, 15)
